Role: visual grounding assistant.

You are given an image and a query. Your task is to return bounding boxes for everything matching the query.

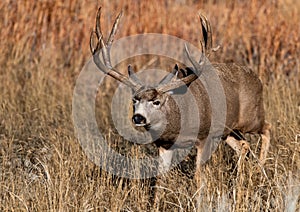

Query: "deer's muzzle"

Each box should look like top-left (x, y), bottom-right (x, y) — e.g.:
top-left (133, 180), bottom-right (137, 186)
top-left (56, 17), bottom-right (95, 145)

top-left (132, 114), bottom-right (147, 126)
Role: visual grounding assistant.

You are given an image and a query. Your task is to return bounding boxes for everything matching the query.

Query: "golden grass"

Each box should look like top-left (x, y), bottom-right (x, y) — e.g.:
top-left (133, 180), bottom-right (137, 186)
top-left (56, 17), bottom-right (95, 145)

top-left (0, 0), bottom-right (299, 211)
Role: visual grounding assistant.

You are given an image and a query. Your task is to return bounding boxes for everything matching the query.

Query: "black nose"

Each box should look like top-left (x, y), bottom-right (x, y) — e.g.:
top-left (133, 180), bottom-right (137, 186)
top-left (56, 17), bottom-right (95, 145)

top-left (132, 114), bottom-right (146, 125)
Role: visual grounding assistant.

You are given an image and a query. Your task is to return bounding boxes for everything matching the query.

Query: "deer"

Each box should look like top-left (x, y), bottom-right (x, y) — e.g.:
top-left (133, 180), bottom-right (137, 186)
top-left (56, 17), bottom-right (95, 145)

top-left (89, 6), bottom-right (271, 196)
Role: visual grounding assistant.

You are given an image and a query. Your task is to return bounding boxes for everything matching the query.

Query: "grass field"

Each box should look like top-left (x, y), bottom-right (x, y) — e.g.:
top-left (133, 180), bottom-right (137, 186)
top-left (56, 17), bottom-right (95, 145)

top-left (0, 0), bottom-right (299, 211)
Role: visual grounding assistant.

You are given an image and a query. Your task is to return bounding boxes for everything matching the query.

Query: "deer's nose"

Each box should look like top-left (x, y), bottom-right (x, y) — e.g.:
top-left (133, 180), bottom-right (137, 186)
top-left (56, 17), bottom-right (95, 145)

top-left (132, 114), bottom-right (146, 125)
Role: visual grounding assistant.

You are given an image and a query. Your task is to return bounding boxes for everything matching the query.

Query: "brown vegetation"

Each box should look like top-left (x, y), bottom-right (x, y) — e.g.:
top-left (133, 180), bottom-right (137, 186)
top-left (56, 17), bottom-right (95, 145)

top-left (0, 0), bottom-right (299, 211)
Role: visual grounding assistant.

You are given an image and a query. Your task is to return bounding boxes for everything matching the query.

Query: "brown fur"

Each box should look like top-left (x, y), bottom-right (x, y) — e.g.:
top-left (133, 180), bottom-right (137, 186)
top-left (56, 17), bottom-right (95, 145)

top-left (133, 63), bottom-right (268, 158)
top-left (90, 8), bottom-right (271, 206)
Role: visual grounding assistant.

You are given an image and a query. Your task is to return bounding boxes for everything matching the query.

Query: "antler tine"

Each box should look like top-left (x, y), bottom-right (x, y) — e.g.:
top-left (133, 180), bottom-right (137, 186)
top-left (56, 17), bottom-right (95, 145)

top-left (102, 10), bottom-right (123, 68)
top-left (128, 65), bottom-right (143, 85)
top-left (96, 7), bottom-right (106, 51)
top-left (199, 40), bottom-right (205, 55)
top-left (159, 64), bottom-right (179, 85)
top-left (199, 13), bottom-right (220, 58)
top-left (107, 10), bottom-right (123, 48)
top-left (199, 13), bottom-right (212, 57)
top-left (90, 7), bottom-right (104, 54)
top-left (90, 31), bottom-right (98, 54)
top-left (95, 7), bottom-right (102, 39)
top-left (94, 7), bottom-right (111, 68)
top-left (90, 7), bottom-right (142, 90)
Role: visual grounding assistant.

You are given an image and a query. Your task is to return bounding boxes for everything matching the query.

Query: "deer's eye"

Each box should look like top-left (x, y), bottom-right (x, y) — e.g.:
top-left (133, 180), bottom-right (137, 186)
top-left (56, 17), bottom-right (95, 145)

top-left (153, 100), bottom-right (161, 106)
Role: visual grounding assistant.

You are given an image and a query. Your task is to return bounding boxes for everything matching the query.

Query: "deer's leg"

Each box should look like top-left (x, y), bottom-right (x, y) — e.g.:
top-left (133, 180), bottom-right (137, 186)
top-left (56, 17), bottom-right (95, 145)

top-left (225, 136), bottom-right (250, 157)
top-left (153, 147), bottom-right (174, 210)
top-left (259, 122), bottom-right (271, 165)
top-left (158, 147), bottom-right (174, 173)
top-left (195, 141), bottom-right (205, 211)
top-left (195, 144), bottom-right (204, 189)
top-left (225, 135), bottom-right (250, 209)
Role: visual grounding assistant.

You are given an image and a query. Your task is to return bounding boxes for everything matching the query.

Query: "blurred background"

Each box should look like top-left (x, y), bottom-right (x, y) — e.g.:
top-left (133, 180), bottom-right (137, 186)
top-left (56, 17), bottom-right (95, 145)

top-left (0, 0), bottom-right (299, 211)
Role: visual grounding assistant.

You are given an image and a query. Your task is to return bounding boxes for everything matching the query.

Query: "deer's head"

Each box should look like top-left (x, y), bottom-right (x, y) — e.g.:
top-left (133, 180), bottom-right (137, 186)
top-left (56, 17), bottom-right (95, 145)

top-left (90, 7), bottom-right (208, 132)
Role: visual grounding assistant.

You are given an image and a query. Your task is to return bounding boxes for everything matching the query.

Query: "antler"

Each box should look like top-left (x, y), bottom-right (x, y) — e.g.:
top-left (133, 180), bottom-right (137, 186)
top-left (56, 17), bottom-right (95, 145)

top-left (199, 13), bottom-right (220, 59)
top-left (90, 7), bottom-right (142, 90)
top-left (158, 14), bottom-right (218, 93)
top-left (158, 64), bottom-right (179, 85)
top-left (158, 45), bottom-right (206, 93)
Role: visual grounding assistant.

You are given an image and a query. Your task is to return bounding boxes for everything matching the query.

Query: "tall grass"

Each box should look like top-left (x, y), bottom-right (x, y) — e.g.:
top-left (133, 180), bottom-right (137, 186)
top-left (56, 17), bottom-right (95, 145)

top-left (0, 0), bottom-right (299, 211)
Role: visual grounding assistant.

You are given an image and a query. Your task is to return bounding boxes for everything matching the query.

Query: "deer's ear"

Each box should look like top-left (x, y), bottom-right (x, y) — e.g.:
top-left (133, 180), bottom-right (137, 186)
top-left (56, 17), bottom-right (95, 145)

top-left (177, 68), bottom-right (187, 78)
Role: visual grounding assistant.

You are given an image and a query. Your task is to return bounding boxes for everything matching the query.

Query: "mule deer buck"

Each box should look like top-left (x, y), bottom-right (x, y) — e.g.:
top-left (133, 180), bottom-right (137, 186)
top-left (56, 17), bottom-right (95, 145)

top-left (89, 7), bottom-right (271, 182)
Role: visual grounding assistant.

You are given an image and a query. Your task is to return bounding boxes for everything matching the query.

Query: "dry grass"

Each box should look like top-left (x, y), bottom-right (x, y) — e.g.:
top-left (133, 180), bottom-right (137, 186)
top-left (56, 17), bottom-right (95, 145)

top-left (0, 0), bottom-right (299, 211)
